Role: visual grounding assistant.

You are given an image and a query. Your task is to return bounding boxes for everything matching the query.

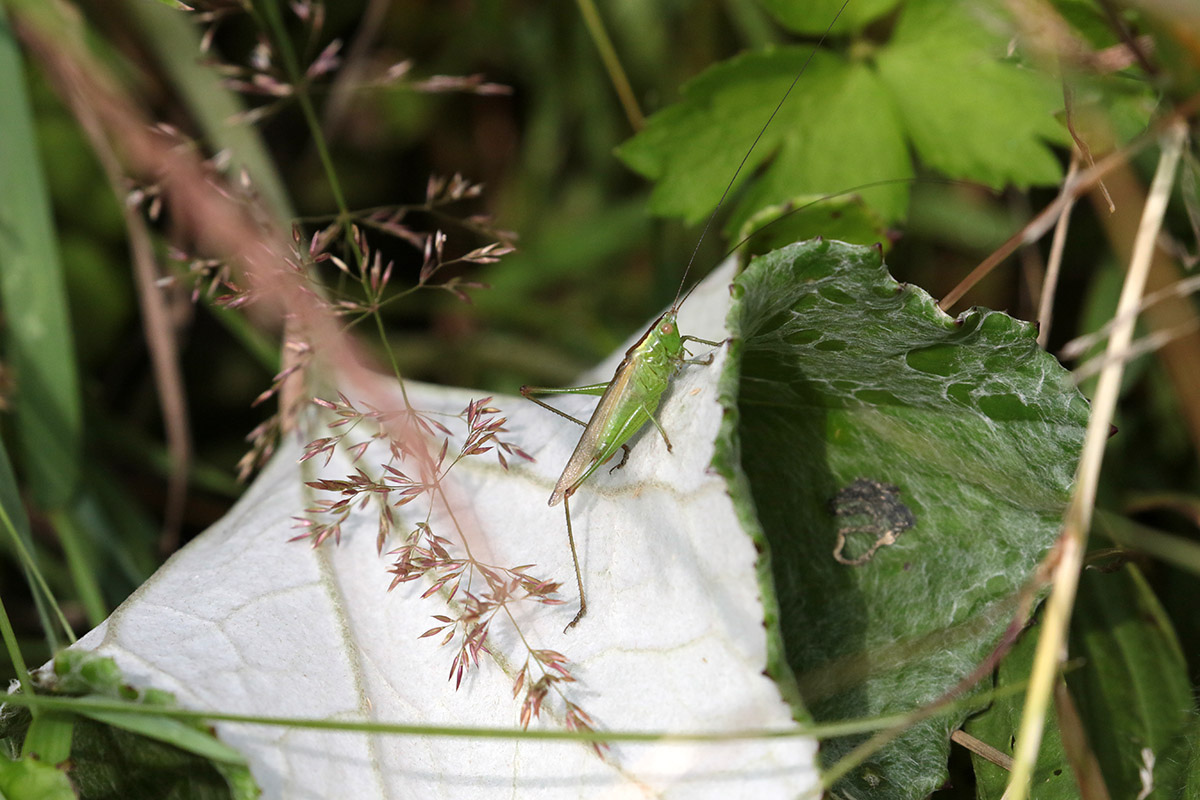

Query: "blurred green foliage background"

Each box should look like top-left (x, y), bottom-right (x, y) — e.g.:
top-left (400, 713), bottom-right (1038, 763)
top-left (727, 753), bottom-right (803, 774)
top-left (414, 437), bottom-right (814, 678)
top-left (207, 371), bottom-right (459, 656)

top-left (3, 2), bottom-right (1200, 794)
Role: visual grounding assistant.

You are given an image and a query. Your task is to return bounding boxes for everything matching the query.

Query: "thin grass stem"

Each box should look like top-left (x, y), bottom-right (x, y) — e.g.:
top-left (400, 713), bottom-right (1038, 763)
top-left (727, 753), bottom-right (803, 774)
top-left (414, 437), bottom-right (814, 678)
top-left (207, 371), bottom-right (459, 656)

top-left (1004, 119), bottom-right (1188, 800)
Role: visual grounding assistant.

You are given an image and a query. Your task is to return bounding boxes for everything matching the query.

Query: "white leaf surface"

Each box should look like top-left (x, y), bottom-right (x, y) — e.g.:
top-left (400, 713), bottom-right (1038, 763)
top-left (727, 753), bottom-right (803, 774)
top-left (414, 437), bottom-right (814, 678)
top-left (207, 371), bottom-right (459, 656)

top-left (70, 259), bottom-right (819, 798)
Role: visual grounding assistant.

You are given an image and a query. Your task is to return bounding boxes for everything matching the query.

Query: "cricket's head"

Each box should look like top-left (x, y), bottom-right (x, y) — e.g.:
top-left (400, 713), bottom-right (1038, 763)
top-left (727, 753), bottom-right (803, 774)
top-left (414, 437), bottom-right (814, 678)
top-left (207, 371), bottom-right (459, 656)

top-left (650, 309), bottom-right (683, 354)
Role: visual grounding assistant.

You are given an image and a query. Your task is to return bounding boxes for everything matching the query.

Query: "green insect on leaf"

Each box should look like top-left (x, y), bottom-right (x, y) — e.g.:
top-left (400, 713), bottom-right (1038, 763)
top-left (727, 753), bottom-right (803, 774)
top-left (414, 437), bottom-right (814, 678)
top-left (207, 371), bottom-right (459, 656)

top-left (521, 307), bottom-right (723, 630)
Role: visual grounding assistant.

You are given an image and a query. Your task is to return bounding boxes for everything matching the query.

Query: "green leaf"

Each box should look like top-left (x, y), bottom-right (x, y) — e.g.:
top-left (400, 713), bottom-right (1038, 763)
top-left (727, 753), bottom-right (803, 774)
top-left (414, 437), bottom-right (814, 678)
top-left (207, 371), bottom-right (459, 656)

top-left (50, 650), bottom-right (124, 696)
top-left (1067, 565), bottom-right (1195, 799)
top-left (47, 655), bottom-right (252, 770)
top-left (3, 652), bottom-right (257, 799)
top-left (963, 622), bottom-right (1074, 800)
top-left (0, 754), bottom-right (75, 800)
top-left (617, 47), bottom-right (912, 238)
top-left (715, 240), bottom-right (1087, 797)
top-left (1174, 716), bottom-right (1200, 799)
top-left (737, 196), bottom-right (892, 257)
top-left (758, 0), bottom-right (902, 34)
top-left (0, 5), bottom-right (83, 510)
top-left (617, 0), bottom-right (1068, 241)
top-left (66, 714), bottom-right (252, 800)
top-left (72, 699), bottom-right (246, 767)
top-left (47, 654), bottom-right (245, 764)
top-left (874, 0), bottom-right (1068, 187)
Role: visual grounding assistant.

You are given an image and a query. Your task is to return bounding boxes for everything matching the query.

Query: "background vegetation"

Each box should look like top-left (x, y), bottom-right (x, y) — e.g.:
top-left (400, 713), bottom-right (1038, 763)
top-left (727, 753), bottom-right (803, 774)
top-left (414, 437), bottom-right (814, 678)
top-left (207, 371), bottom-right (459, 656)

top-left (2, 0), bottom-right (1199, 797)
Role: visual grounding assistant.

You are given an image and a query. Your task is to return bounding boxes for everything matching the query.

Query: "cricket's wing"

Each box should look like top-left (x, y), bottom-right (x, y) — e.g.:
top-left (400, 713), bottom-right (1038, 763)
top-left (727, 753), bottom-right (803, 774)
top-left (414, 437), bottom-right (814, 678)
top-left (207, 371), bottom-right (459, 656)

top-left (548, 357), bottom-right (646, 506)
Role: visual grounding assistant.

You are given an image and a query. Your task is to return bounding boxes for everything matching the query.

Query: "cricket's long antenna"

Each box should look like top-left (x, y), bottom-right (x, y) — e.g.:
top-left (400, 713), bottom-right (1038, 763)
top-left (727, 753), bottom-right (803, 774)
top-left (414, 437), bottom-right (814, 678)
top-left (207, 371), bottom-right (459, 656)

top-left (673, 0), bottom-right (853, 307)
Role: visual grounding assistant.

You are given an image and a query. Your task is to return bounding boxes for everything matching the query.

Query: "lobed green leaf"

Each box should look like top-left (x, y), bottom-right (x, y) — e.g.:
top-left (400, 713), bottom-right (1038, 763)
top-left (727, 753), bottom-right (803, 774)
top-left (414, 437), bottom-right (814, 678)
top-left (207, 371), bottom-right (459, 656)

top-left (758, 0), bottom-right (902, 34)
top-left (618, 0), bottom-right (1069, 243)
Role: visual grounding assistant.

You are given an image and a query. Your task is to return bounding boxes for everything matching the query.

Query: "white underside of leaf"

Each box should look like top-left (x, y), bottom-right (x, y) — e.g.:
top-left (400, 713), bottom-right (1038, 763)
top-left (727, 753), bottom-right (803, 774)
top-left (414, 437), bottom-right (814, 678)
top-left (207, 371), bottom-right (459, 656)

top-left (68, 259), bottom-right (820, 798)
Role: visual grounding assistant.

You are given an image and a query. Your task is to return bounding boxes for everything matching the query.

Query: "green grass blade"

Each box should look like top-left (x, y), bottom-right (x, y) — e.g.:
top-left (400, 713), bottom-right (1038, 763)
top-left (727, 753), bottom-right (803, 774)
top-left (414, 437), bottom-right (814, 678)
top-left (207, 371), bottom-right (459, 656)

top-left (121, 0), bottom-right (286, 375)
top-left (47, 508), bottom-right (107, 627)
top-left (0, 589), bottom-right (32, 696)
top-left (0, 5), bottom-right (83, 511)
top-left (122, 0), bottom-right (294, 224)
top-left (73, 697), bottom-right (247, 766)
top-left (0, 427), bottom-right (72, 648)
top-left (5, 653), bottom-right (258, 796)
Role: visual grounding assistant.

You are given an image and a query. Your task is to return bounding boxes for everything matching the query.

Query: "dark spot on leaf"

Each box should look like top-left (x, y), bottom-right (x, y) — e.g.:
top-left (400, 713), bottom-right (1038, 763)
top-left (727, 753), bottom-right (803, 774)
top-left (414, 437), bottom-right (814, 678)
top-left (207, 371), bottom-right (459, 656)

top-left (828, 478), bottom-right (916, 565)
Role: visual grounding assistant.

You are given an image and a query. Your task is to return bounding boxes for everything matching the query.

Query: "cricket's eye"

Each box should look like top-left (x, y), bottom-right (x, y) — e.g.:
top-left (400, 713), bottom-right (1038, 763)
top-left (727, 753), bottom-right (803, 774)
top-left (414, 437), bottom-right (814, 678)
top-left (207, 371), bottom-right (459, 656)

top-left (661, 322), bottom-right (674, 335)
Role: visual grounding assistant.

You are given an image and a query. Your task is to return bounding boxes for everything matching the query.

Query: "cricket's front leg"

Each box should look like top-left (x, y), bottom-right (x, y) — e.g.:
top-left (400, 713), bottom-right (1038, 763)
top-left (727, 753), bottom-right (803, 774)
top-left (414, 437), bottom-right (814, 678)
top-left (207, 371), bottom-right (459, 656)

top-left (681, 335), bottom-right (728, 366)
top-left (681, 334), bottom-right (727, 348)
